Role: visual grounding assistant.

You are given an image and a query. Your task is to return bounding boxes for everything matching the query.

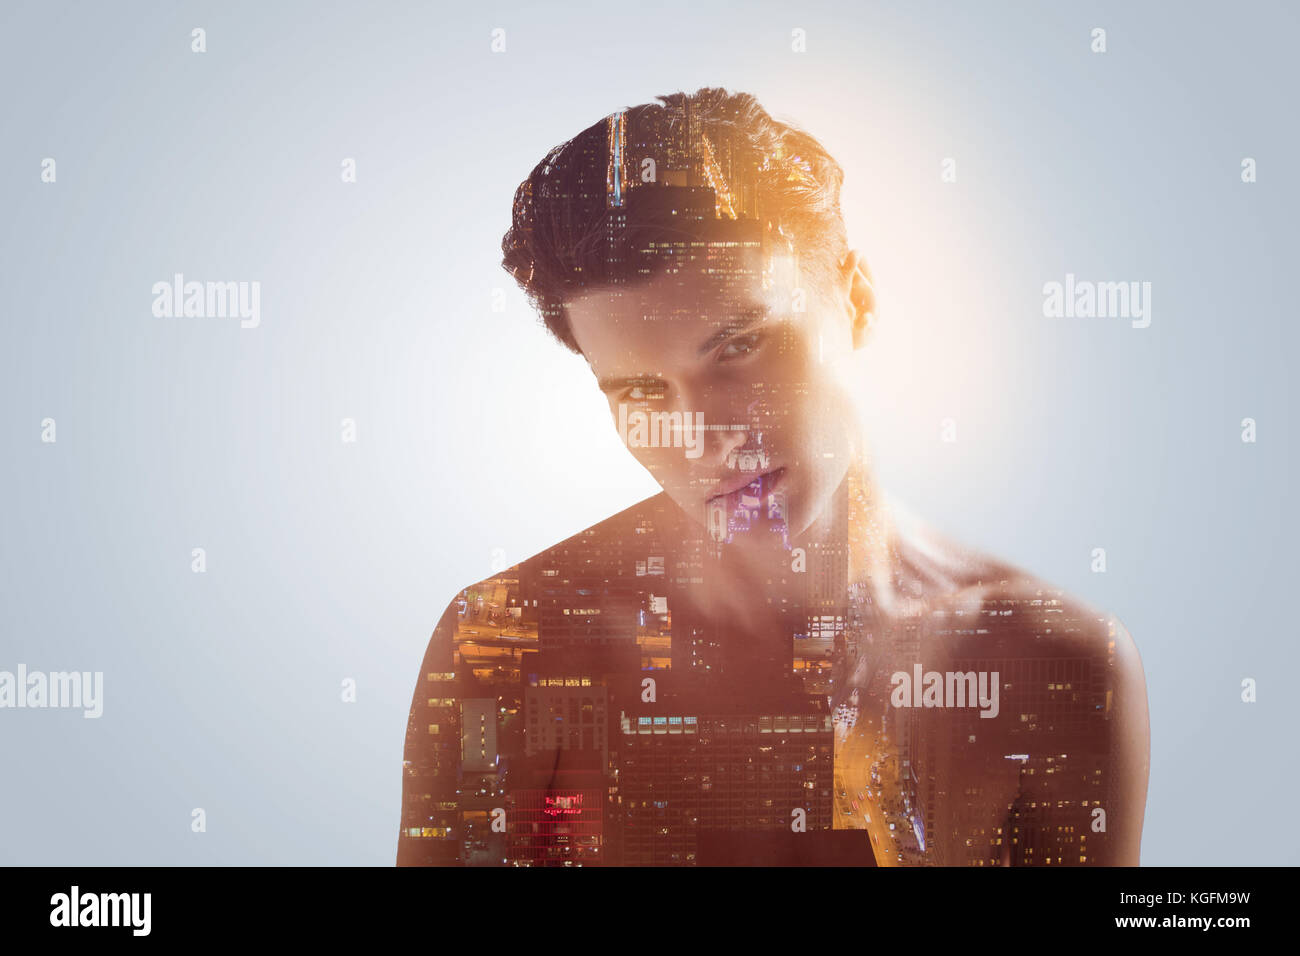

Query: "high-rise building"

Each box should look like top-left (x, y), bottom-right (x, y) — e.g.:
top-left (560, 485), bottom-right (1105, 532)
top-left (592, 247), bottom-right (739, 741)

top-left (611, 684), bottom-right (836, 866)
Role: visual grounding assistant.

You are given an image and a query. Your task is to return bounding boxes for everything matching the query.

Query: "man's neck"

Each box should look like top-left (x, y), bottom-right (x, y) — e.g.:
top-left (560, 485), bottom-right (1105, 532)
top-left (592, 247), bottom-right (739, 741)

top-left (791, 449), bottom-right (908, 617)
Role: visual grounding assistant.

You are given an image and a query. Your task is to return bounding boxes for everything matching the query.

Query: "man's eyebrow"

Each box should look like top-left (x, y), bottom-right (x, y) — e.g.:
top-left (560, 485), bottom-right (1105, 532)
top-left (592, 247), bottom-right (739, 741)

top-left (597, 373), bottom-right (664, 394)
top-left (695, 307), bottom-right (770, 357)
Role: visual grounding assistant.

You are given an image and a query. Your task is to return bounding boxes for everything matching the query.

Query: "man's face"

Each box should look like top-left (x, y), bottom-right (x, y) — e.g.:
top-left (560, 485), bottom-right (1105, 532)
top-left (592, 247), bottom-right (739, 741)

top-left (565, 243), bottom-right (870, 542)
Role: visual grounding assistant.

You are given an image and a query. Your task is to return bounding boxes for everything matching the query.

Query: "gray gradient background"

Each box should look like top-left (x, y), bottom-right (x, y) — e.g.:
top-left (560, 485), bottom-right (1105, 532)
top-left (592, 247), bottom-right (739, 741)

top-left (1, 0), bottom-right (1295, 865)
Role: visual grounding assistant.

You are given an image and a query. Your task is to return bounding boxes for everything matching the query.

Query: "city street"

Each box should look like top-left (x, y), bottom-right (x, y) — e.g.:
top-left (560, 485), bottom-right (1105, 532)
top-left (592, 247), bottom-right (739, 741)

top-left (834, 711), bottom-right (902, 867)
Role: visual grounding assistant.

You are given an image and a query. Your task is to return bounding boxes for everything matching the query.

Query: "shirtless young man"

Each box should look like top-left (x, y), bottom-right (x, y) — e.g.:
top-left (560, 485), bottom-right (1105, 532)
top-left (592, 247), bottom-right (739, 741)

top-left (397, 88), bottom-right (1149, 867)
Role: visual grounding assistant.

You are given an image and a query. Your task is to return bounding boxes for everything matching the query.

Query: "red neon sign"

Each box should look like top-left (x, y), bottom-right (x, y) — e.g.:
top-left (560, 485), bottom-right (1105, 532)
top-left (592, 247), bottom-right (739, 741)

top-left (543, 794), bottom-right (585, 816)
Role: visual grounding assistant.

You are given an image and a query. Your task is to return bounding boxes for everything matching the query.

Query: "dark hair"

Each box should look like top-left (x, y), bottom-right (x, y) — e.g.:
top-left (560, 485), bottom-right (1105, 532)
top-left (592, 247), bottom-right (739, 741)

top-left (500, 87), bottom-right (850, 356)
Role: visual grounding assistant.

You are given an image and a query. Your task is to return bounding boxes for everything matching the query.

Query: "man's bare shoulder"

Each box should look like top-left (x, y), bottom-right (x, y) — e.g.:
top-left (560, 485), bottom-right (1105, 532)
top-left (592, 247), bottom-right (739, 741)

top-left (888, 500), bottom-right (1134, 663)
top-left (476, 491), bottom-right (673, 581)
top-left (426, 492), bottom-right (677, 636)
top-left (905, 527), bottom-right (1151, 865)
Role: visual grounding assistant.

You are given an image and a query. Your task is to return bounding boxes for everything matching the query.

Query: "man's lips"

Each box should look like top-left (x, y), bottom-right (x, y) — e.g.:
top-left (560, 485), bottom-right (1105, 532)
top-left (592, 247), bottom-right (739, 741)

top-left (705, 465), bottom-right (788, 502)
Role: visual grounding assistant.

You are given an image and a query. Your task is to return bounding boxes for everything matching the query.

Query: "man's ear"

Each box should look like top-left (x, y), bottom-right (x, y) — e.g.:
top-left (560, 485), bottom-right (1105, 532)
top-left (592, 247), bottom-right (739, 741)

top-left (840, 248), bottom-right (877, 350)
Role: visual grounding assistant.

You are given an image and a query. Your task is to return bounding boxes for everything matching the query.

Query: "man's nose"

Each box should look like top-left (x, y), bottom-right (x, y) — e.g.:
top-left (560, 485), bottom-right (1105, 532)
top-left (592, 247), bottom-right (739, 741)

top-left (660, 373), bottom-right (777, 466)
top-left (678, 386), bottom-right (751, 469)
top-left (707, 421), bottom-right (751, 470)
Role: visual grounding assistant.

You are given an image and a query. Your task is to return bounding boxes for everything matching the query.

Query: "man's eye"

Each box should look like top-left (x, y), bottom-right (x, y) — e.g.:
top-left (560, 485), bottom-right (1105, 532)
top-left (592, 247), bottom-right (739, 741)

top-left (716, 332), bottom-right (765, 361)
top-left (621, 384), bottom-right (666, 402)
